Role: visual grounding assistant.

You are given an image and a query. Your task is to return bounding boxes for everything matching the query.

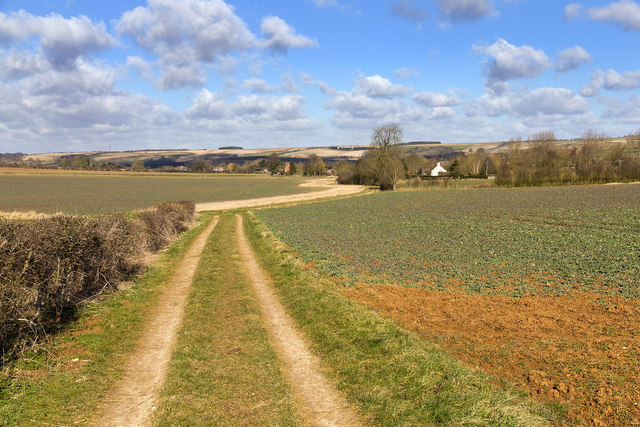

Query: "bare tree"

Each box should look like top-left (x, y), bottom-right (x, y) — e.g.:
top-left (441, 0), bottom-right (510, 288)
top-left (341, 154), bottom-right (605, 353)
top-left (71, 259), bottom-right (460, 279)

top-left (371, 124), bottom-right (405, 190)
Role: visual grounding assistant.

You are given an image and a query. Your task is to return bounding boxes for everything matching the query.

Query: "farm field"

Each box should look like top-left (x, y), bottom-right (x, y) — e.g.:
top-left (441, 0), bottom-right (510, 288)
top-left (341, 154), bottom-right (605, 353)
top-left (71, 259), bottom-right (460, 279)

top-left (255, 183), bottom-right (640, 425)
top-left (0, 168), bottom-right (317, 215)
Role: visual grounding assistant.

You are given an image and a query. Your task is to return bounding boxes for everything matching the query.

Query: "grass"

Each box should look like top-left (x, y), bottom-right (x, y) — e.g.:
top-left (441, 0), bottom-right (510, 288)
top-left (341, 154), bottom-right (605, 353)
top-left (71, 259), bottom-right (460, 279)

top-left (243, 212), bottom-right (562, 425)
top-left (153, 214), bottom-right (302, 425)
top-left (0, 169), bottom-right (317, 215)
top-left (0, 214), bottom-right (214, 425)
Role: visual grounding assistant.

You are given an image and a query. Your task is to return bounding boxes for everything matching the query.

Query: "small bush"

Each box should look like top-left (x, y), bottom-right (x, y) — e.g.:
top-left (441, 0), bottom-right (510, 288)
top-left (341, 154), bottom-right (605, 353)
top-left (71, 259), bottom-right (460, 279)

top-left (337, 171), bottom-right (358, 185)
top-left (0, 200), bottom-right (195, 359)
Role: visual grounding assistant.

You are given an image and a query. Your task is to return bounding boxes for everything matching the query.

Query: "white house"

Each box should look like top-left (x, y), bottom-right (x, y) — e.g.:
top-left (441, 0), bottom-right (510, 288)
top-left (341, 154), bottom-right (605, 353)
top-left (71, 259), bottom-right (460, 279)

top-left (431, 162), bottom-right (447, 176)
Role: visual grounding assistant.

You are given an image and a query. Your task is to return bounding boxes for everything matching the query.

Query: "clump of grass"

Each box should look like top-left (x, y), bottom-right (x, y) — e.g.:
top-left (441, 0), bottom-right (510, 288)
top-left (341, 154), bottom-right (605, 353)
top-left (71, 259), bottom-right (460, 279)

top-left (244, 212), bottom-right (563, 425)
top-left (154, 213), bottom-right (301, 425)
top-left (0, 200), bottom-right (195, 360)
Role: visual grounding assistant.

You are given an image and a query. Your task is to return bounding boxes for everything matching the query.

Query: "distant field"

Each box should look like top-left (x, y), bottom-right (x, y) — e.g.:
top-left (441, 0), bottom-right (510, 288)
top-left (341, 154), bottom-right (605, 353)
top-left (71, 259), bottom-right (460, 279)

top-left (255, 183), bottom-right (640, 424)
top-left (0, 169), bottom-right (316, 215)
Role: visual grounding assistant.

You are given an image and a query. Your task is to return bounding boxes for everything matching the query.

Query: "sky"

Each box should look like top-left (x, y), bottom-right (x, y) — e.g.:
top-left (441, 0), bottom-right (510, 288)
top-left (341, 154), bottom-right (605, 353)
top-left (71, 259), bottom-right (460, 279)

top-left (0, 0), bottom-right (639, 153)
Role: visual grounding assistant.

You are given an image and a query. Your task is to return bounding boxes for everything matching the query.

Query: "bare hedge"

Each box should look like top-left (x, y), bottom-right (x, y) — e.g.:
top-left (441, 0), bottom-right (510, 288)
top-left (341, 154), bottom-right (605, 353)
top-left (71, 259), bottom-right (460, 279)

top-left (0, 200), bottom-right (195, 358)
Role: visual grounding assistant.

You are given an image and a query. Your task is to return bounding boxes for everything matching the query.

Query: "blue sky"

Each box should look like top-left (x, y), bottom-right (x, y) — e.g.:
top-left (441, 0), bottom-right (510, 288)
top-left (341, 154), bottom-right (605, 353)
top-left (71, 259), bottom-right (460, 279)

top-left (0, 0), bottom-right (639, 153)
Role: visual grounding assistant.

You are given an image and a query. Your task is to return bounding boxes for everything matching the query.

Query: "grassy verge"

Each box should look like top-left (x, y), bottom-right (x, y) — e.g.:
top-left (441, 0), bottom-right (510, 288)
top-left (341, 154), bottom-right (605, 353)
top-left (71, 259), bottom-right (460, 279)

top-left (154, 213), bottom-right (302, 425)
top-left (0, 214), bottom-right (214, 425)
top-left (243, 212), bottom-right (564, 426)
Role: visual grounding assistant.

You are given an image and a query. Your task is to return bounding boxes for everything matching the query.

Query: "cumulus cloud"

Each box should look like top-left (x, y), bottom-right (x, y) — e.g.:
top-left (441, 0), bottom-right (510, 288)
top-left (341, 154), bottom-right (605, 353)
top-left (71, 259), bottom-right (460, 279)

top-left (603, 69), bottom-right (640, 90)
top-left (395, 67), bottom-right (421, 80)
top-left (512, 88), bottom-right (589, 116)
top-left (390, 0), bottom-right (429, 26)
top-left (313, 0), bottom-right (341, 8)
top-left (0, 53), bottom-right (177, 142)
top-left (474, 39), bottom-right (549, 87)
top-left (0, 11), bottom-right (116, 68)
top-left (581, 70), bottom-right (604, 97)
top-left (354, 75), bottom-right (408, 98)
top-left (299, 72), bottom-right (338, 96)
top-left (116, 0), bottom-right (256, 89)
top-left (261, 15), bottom-right (318, 53)
top-left (602, 94), bottom-right (640, 124)
top-left (437, 0), bottom-right (494, 23)
top-left (588, 0), bottom-right (640, 31)
top-left (564, 3), bottom-right (582, 20)
top-left (186, 88), bottom-right (318, 130)
top-left (555, 46), bottom-right (591, 72)
top-left (468, 87), bottom-right (589, 118)
top-left (581, 68), bottom-right (640, 95)
top-left (413, 91), bottom-right (459, 107)
top-left (242, 77), bottom-right (278, 93)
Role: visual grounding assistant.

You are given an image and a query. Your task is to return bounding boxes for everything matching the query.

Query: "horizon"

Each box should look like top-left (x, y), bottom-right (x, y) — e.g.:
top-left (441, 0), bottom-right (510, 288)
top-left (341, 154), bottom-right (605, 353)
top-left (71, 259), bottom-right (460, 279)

top-left (1, 0), bottom-right (639, 153)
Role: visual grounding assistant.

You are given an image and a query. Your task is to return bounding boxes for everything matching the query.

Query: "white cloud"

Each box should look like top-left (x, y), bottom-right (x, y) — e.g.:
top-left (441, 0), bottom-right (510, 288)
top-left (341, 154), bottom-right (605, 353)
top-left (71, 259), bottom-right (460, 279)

top-left (395, 67), bottom-right (421, 80)
top-left (437, 0), bottom-right (494, 23)
top-left (126, 56), bottom-right (155, 81)
top-left (588, 0), bottom-right (640, 31)
top-left (581, 68), bottom-right (640, 96)
top-left (469, 87), bottom-right (589, 117)
top-left (603, 69), bottom-right (640, 90)
top-left (603, 95), bottom-right (640, 124)
top-left (555, 46), bottom-right (591, 72)
top-left (413, 91), bottom-right (459, 107)
top-left (242, 77), bottom-right (278, 93)
top-left (354, 75), bottom-right (408, 98)
top-left (299, 72), bottom-right (338, 96)
top-left (261, 16), bottom-right (318, 53)
top-left (474, 39), bottom-right (549, 85)
top-left (116, 0), bottom-right (256, 89)
top-left (186, 89), bottom-right (317, 130)
top-left (513, 88), bottom-right (589, 116)
top-left (0, 11), bottom-right (116, 68)
top-left (0, 54), bottom-right (178, 146)
top-left (581, 70), bottom-right (604, 97)
top-left (390, 0), bottom-right (429, 26)
top-left (313, 0), bottom-right (341, 8)
top-left (564, 3), bottom-right (582, 20)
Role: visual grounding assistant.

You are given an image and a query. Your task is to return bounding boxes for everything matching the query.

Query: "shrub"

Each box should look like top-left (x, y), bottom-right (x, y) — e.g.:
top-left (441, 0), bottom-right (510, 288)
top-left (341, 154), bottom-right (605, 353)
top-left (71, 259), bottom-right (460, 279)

top-left (0, 200), bottom-right (195, 359)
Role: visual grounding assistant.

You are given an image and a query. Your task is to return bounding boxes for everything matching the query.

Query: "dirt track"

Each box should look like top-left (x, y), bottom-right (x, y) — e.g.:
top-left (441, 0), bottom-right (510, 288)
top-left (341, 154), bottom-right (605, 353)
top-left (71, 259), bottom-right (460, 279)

top-left (196, 179), bottom-right (368, 212)
top-left (94, 217), bottom-right (219, 426)
top-left (235, 214), bottom-right (362, 426)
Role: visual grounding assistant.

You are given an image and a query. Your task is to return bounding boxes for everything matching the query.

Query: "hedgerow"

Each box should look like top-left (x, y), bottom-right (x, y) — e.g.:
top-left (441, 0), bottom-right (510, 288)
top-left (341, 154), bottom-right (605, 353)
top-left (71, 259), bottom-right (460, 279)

top-left (0, 200), bottom-right (195, 359)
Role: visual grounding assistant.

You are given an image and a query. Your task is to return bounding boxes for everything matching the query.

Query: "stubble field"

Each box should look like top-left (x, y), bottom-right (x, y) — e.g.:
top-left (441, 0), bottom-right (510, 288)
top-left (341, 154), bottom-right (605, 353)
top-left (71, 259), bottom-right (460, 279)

top-left (255, 183), bottom-right (640, 425)
top-left (0, 168), bottom-right (316, 215)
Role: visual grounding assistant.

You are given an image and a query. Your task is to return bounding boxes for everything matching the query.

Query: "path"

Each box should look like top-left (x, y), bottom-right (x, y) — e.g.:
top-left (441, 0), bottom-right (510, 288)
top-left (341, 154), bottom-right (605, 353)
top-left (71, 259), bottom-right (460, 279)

top-left (94, 216), bottom-right (219, 426)
top-left (196, 179), bottom-right (368, 212)
top-left (235, 214), bottom-right (362, 427)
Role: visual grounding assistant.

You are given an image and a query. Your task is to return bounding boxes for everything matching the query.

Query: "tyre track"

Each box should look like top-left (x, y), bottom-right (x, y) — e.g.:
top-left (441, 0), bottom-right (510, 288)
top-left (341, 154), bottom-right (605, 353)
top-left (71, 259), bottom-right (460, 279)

top-left (94, 216), bottom-right (219, 426)
top-left (235, 214), bottom-right (362, 427)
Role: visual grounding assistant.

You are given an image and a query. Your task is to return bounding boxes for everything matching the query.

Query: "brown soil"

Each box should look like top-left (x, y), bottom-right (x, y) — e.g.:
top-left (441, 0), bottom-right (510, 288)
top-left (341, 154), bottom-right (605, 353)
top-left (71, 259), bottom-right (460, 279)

top-left (196, 179), bottom-right (369, 212)
top-left (235, 214), bottom-right (362, 427)
top-left (340, 284), bottom-right (640, 426)
top-left (93, 216), bottom-right (219, 426)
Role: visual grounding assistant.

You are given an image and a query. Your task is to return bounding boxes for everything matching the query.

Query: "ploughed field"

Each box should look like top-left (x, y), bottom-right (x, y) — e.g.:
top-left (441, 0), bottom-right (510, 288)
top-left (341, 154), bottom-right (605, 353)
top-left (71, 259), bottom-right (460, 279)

top-left (0, 168), bottom-right (315, 215)
top-left (256, 184), bottom-right (640, 425)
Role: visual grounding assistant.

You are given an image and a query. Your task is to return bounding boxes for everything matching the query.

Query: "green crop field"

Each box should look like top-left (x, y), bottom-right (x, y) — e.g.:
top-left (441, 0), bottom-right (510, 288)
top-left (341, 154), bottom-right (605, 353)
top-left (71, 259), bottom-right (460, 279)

top-left (256, 184), bottom-right (640, 298)
top-left (0, 169), bottom-right (316, 215)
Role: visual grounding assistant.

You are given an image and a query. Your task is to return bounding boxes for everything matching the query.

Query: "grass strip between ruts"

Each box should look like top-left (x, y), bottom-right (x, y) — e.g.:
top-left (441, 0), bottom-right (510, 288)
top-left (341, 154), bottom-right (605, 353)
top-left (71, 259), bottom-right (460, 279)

top-left (0, 214), bottom-right (214, 426)
top-left (243, 212), bottom-right (565, 426)
top-left (153, 213), bottom-right (302, 425)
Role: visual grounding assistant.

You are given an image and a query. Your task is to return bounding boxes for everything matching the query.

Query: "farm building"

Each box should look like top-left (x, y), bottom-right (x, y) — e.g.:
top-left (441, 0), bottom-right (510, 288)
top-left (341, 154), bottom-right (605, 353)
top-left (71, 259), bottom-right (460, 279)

top-left (431, 162), bottom-right (447, 176)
